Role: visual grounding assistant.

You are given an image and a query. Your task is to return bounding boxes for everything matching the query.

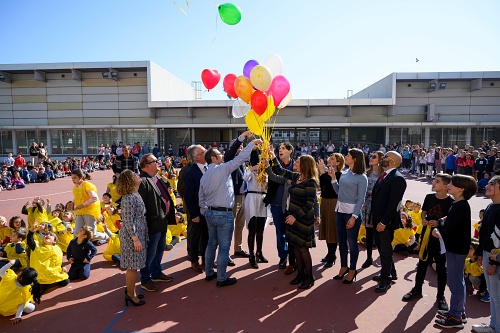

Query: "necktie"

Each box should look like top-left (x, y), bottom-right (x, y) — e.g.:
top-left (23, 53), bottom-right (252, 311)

top-left (377, 172), bottom-right (387, 184)
top-left (203, 165), bottom-right (208, 173)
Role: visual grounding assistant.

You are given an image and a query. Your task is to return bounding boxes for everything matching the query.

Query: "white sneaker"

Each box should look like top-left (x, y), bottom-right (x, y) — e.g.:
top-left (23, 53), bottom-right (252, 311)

top-left (472, 324), bottom-right (496, 333)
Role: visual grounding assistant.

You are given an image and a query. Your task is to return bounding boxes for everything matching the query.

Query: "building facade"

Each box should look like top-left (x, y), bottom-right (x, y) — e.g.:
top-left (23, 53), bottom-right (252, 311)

top-left (0, 61), bottom-right (499, 157)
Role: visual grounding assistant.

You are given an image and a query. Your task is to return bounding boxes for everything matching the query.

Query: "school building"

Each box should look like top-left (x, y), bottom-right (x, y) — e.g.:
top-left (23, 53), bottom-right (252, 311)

top-left (0, 61), bottom-right (499, 157)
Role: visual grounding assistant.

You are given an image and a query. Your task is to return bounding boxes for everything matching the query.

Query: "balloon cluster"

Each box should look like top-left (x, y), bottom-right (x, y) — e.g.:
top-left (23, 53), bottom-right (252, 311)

top-left (200, 55), bottom-right (292, 136)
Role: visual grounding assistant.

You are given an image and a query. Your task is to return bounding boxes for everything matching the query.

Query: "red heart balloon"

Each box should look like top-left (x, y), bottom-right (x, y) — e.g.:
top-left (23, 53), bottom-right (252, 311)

top-left (201, 69), bottom-right (221, 90)
top-left (223, 73), bottom-right (238, 98)
top-left (251, 90), bottom-right (268, 115)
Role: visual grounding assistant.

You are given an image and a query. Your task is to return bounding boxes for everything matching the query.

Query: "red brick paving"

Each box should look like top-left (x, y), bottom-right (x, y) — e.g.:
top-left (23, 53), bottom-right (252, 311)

top-left (0, 170), bottom-right (492, 332)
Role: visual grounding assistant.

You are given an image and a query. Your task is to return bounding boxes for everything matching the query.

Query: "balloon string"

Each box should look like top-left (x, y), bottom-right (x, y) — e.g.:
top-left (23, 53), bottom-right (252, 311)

top-left (212, 2), bottom-right (218, 42)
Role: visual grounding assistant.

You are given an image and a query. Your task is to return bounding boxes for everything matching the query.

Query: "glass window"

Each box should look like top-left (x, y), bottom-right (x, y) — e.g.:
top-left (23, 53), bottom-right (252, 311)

top-left (122, 129), bottom-right (155, 148)
top-left (86, 129), bottom-right (118, 155)
top-left (0, 131), bottom-right (13, 154)
top-left (442, 128), bottom-right (466, 148)
top-left (429, 128), bottom-right (442, 147)
top-left (16, 130), bottom-right (47, 154)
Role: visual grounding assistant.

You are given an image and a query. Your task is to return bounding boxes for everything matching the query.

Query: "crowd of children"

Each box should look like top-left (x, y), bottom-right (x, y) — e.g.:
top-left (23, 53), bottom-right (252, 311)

top-left (0, 183), bottom-right (188, 324)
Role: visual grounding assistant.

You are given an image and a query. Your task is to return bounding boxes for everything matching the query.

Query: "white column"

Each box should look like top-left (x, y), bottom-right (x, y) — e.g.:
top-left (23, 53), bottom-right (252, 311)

top-left (385, 127), bottom-right (390, 145)
top-left (117, 129), bottom-right (123, 144)
top-left (191, 128), bottom-right (196, 144)
top-left (82, 130), bottom-right (87, 156)
top-left (466, 127), bottom-right (472, 146)
top-left (12, 130), bottom-right (17, 155)
top-left (424, 127), bottom-right (430, 148)
top-left (344, 128), bottom-right (349, 144)
top-left (153, 128), bottom-right (159, 146)
top-left (46, 130), bottom-right (52, 156)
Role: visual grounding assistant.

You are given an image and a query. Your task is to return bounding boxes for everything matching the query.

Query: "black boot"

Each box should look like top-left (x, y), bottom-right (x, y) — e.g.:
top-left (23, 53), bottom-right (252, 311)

top-left (256, 252), bottom-right (268, 263)
top-left (290, 273), bottom-right (305, 285)
top-left (249, 255), bottom-right (258, 269)
top-left (298, 275), bottom-right (315, 289)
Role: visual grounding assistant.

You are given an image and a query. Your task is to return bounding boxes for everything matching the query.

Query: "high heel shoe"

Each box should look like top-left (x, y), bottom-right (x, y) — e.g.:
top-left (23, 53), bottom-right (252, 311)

top-left (321, 255), bottom-right (330, 263)
top-left (290, 273), bottom-right (305, 285)
top-left (255, 252), bottom-right (269, 263)
top-left (125, 294), bottom-right (146, 306)
top-left (249, 255), bottom-right (259, 269)
top-left (343, 270), bottom-right (357, 284)
top-left (324, 254), bottom-right (337, 268)
top-left (333, 267), bottom-right (348, 280)
top-left (125, 288), bottom-right (144, 299)
top-left (298, 276), bottom-right (315, 289)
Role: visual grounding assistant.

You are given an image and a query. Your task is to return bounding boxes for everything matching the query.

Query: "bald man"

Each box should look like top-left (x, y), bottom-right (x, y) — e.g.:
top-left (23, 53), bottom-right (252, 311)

top-left (371, 151), bottom-right (407, 293)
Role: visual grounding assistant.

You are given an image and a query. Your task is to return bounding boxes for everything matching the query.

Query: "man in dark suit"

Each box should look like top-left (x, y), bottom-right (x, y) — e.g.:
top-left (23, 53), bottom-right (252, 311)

top-left (371, 151), bottom-right (407, 293)
top-left (138, 153), bottom-right (175, 292)
top-left (224, 131), bottom-right (253, 258)
top-left (184, 145), bottom-right (209, 273)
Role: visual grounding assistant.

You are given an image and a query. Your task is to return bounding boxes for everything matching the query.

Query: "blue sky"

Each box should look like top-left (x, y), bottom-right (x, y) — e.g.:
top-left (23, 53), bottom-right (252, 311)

top-left (1, 0), bottom-right (499, 100)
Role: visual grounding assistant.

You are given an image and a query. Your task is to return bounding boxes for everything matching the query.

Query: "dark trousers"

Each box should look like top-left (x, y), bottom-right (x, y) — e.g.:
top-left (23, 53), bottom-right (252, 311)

top-left (188, 216), bottom-right (208, 264)
top-left (68, 262), bottom-right (91, 280)
top-left (374, 227), bottom-right (396, 283)
top-left (247, 216), bottom-right (266, 255)
top-left (414, 249), bottom-right (447, 298)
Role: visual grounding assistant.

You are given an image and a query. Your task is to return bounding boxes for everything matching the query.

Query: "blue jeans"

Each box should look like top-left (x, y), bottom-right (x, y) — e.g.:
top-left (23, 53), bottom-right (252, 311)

top-left (336, 212), bottom-right (361, 270)
top-left (140, 231), bottom-right (166, 284)
top-left (204, 210), bottom-right (234, 282)
top-left (68, 262), bottom-right (91, 280)
top-left (271, 205), bottom-right (287, 259)
top-left (483, 251), bottom-right (500, 332)
top-left (446, 252), bottom-right (466, 319)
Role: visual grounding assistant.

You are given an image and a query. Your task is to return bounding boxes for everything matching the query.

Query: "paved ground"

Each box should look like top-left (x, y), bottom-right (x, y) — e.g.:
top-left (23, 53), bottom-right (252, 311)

top-left (0, 170), bottom-right (493, 332)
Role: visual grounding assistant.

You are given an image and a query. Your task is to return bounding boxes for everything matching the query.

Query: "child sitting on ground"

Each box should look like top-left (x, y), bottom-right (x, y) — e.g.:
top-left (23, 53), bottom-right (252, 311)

top-left (9, 216), bottom-right (26, 233)
top-left (66, 226), bottom-right (97, 281)
top-left (409, 202), bottom-right (423, 243)
top-left (27, 223), bottom-right (69, 294)
top-left (478, 172), bottom-right (490, 191)
top-left (473, 209), bottom-right (484, 239)
top-left (102, 224), bottom-right (120, 264)
top-left (0, 229), bottom-right (28, 272)
top-left (0, 260), bottom-right (41, 325)
top-left (103, 206), bottom-right (121, 234)
top-left (392, 212), bottom-right (417, 256)
top-left (166, 212), bottom-right (187, 251)
top-left (54, 211), bottom-right (76, 253)
top-left (464, 239), bottom-right (488, 302)
top-left (0, 216), bottom-right (11, 245)
top-left (21, 197), bottom-right (49, 230)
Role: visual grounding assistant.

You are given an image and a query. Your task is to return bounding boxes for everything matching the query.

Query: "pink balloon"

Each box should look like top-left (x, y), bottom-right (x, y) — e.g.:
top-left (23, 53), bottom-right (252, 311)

top-left (267, 75), bottom-right (290, 107)
top-left (201, 69), bottom-right (221, 90)
top-left (223, 73), bottom-right (238, 98)
top-left (243, 60), bottom-right (259, 78)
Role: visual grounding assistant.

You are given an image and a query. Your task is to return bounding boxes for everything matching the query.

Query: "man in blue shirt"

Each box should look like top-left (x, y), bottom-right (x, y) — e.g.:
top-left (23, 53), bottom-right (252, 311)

top-left (199, 137), bottom-right (262, 287)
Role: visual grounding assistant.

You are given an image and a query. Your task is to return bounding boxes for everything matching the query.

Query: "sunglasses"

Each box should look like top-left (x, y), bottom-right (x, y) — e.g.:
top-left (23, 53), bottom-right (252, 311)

top-left (146, 159), bottom-right (158, 165)
top-left (370, 155), bottom-right (378, 159)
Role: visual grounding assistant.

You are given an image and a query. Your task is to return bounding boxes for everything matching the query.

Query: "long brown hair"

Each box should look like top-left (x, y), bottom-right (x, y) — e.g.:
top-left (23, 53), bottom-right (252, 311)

top-left (348, 148), bottom-right (366, 175)
top-left (299, 155), bottom-right (319, 185)
top-left (367, 151), bottom-right (384, 176)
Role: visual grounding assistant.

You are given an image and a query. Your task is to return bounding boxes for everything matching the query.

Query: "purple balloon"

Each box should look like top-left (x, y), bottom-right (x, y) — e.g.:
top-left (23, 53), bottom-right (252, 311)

top-left (243, 60), bottom-right (259, 78)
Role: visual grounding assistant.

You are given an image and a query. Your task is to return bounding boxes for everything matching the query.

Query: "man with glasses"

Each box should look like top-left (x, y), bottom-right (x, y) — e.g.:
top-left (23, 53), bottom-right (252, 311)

top-left (137, 153), bottom-right (175, 292)
top-left (184, 145), bottom-right (209, 273)
top-left (199, 138), bottom-right (262, 287)
top-left (473, 176), bottom-right (500, 333)
top-left (371, 151), bottom-right (407, 293)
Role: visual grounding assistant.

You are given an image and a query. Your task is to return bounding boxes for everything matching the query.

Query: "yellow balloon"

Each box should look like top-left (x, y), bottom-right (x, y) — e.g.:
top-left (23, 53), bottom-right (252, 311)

top-left (245, 109), bottom-right (264, 135)
top-left (250, 65), bottom-right (272, 92)
top-left (261, 96), bottom-right (275, 122)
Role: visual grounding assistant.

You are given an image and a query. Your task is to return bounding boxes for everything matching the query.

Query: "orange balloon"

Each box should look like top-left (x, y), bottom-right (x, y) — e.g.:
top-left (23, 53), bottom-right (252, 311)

top-left (234, 75), bottom-right (253, 103)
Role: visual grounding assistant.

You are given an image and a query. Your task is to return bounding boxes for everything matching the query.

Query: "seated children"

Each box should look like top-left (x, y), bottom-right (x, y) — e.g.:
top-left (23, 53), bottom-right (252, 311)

top-left (0, 261), bottom-right (41, 324)
top-left (66, 226), bottom-right (97, 281)
top-left (27, 223), bottom-right (69, 294)
top-left (392, 212), bottom-right (417, 256)
top-left (167, 212), bottom-right (187, 250)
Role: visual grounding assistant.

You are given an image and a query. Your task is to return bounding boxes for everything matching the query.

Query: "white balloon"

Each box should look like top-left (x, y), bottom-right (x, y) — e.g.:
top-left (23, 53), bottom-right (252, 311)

top-left (232, 99), bottom-right (250, 118)
top-left (278, 90), bottom-right (292, 109)
top-left (264, 54), bottom-right (283, 78)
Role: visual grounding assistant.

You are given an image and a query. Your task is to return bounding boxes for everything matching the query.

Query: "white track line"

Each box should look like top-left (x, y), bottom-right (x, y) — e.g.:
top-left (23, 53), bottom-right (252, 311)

top-left (0, 190), bottom-right (73, 202)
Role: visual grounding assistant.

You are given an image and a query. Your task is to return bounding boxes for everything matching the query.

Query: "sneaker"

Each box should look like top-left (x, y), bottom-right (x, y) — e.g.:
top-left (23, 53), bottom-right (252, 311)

top-left (140, 281), bottom-right (159, 292)
top-left (436, 310), bottom-right (467, 323)
top-left (437, 296), bottom-right (449, 311)
top-left (152, 273), bottom-right (173, 282)
top-left (480, 290), bottom-right (491, 303)
top-left (471, 324), bottom-right (496, 333)
top-left (435, 315), bottom-right (464, 329)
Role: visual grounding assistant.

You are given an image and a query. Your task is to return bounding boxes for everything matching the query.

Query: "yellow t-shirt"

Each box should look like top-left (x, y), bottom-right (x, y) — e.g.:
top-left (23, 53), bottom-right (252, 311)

top-left (408, 210), bottom-right (422, 227)
top-left (26, 206), bottom-right (49, 230)
top-left (0, 226), bottom-right (11, 245)
top-left (104, 212), bottom-right (121, 233)
top-left (106, 182), bottom-right (121, 203)
top-left (73, 181), bottom-right (101, 219)
top-left (54, 221), bottom-right (75, 252)
top-left (464, 258), bottom-right (483, 277)
top-left (165, 229), bottom-right (173, 245)
top-left (392, 227), bottom-right (416, 247)
top-left (4, 242), bottom-right (28, 268)
top-left (29, 240), bottom-right (69, 284)
top-left (168, 223), bottom-right (187, 238)
top-left (0, 269), bottom-right (32, 316)
top-left (103, 233), bottom-right (120, 261)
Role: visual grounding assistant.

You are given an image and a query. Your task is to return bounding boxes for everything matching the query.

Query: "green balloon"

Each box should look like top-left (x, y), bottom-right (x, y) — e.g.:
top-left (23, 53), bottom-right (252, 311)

top-left (218, 3), bottom-right (242, 25)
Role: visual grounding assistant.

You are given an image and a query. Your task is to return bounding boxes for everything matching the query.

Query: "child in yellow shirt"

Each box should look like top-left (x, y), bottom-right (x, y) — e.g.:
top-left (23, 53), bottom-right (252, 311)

top-left (21, 197), bottom-right (49, 230)
top-left (465, 239), bottom-right (487, 298)
top-left (54, 211), bottom-right (76, 253)
top-left (392, 212), bottom-right (417, 257)
top-left (102, 224), bottom-right (120, 264)
top-left (103, 206), bottom-right (121, 234)
top-left (0, 215), bottom-right (11, 245)
top-left (408, 202), bottom-right (423, 242)
top-left (0, 229), bottom-right (28, 272)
